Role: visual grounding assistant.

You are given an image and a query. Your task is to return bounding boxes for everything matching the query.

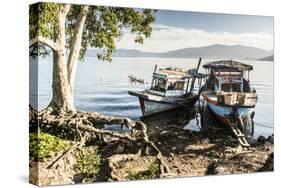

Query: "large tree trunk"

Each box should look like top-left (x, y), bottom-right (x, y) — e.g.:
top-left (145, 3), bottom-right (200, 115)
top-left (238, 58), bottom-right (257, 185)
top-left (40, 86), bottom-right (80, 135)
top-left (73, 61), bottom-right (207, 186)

top-left (67, 5), bottom-right (89, 94)
top-left (48, 4), bottom-right (75, 113)
top-left (49, 50), bottom-right (75, 112)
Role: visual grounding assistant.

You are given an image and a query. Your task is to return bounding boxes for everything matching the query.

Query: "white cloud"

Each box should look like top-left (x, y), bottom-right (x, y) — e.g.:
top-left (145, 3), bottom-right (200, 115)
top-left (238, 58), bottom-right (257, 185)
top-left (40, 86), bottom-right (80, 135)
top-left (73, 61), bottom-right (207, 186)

top-left (116, 24), bottom-right (273, 52)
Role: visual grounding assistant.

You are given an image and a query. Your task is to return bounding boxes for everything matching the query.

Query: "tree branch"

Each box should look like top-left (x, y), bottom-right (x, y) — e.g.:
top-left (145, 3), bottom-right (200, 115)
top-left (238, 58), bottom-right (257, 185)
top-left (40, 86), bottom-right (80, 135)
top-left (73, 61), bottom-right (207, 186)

top-left (67, 5), bottom-right (89, 93)
top-left (29, 36), bottom-right (57, 51)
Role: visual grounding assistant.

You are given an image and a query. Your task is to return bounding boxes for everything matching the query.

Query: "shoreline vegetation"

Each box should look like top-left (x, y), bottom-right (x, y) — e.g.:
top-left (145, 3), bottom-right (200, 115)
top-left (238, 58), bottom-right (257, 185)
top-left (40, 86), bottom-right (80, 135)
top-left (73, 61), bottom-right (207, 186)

top-left (29, 105), bottom-right (273, 186)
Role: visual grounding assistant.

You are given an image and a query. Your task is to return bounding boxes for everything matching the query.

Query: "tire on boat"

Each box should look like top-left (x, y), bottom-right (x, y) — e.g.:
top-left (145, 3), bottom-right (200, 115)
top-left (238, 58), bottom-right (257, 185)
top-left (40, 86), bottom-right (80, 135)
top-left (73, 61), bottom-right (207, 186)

top-left (242, 111), bottom-right (255, 136)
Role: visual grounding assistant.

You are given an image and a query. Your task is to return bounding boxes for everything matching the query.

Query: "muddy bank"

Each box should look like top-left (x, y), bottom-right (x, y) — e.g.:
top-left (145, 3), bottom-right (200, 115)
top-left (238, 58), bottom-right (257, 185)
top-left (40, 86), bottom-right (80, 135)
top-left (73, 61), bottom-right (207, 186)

top-left (89, 115), bottom-right (273, 181)
top-left (29, 107), bottom-right (273, 185)
top-left (140, 110), bottom-right (273, 176)
top-left (144, 124), bottom-right (273, 177)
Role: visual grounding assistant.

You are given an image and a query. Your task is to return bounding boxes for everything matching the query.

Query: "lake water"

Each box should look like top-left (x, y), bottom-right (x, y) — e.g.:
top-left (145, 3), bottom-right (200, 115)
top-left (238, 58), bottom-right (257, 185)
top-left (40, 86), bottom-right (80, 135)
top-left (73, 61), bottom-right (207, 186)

top-left (29, 57), bottom-right (274, 138)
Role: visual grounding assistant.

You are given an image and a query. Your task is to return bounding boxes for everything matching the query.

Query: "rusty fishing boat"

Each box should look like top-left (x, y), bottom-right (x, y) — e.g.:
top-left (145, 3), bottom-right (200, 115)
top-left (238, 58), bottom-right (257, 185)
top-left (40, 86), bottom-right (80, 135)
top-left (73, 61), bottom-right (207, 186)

top-left (129, 59), bottom-right (205, 117)
top-left (201, 60), bottom-right (258, 145)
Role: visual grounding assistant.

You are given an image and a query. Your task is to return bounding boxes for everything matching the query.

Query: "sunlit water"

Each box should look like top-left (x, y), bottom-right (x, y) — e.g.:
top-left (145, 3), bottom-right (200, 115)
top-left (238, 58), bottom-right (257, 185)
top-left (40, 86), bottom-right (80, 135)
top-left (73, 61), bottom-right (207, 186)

top-left (29, 57), bottom-right (274, 137)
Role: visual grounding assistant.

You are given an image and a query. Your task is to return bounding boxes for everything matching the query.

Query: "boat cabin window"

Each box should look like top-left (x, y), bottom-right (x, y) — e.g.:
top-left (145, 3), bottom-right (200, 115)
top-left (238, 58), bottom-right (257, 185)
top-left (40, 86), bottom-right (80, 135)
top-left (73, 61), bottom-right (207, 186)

top-left (167, 81), bottom-right (185, 91)
top-left (175, 81), bottom-right (184, 90)
top-left (221, 82), bottom-right (241, 92)
top-left (152, 78), bottom-right (167, 92)
top-left (167, 82), bottom-right (175, 90)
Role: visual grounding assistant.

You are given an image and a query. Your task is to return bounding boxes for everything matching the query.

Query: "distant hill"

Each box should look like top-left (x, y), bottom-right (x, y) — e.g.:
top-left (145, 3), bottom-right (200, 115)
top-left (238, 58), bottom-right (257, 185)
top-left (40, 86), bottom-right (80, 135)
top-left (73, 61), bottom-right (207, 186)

top-left (258, 54), bottom-right (274, 61)
top-left (86, 48), bottom-right (157, 58)
top-left (86, 44), bottom-right (273, 60)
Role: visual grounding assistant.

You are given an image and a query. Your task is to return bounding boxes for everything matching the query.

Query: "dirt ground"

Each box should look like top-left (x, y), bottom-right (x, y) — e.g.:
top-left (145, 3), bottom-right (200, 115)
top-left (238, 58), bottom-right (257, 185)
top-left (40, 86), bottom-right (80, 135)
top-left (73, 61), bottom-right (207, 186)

top-left (110, 108), bottom-right (274, 180)
top-left (29, 108), bottom-right (273, 185)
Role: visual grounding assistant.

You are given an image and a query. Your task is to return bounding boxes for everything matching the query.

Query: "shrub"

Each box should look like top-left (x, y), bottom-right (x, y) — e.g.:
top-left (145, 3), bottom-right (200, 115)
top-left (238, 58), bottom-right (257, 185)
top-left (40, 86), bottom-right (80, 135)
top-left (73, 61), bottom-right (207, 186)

top-left (29, 132), bottom-right (70, 162)
top-left (74, 148), bottom-right (101, 183)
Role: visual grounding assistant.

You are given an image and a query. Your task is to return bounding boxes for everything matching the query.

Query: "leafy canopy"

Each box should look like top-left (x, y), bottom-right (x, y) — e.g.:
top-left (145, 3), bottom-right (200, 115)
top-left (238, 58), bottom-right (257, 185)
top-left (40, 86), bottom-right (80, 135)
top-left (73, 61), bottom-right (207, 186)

top-left (29, 2), bottom-right (156, 61)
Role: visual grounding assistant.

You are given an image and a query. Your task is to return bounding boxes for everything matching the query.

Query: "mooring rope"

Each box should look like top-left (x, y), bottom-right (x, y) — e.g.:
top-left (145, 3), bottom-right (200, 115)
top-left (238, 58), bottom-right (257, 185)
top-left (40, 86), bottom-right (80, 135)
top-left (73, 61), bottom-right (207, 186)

top-left (254, 122), bottom-right (273, 129)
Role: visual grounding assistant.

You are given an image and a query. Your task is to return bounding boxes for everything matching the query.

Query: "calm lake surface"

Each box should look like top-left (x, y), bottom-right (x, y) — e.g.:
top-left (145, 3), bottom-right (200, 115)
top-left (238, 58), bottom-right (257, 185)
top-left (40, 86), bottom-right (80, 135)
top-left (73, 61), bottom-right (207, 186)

top-left (30, 57), bottom-right (274, 137)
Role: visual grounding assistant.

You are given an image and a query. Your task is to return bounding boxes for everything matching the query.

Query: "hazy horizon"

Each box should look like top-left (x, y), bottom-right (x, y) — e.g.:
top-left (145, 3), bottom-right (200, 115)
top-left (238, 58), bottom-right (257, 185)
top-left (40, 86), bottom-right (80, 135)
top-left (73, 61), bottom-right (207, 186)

top-left (89, 43), bottom-right (273, 53)
top-left (115, 10), bottom-right (273, 53)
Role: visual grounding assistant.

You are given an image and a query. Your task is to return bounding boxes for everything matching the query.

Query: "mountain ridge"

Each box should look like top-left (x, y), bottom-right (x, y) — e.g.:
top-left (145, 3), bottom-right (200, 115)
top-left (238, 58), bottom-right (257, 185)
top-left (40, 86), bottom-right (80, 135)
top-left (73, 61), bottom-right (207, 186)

top-left (258, 54), bottom-right (274, 61)
top-left (86, 44), bottom-right (273, 60)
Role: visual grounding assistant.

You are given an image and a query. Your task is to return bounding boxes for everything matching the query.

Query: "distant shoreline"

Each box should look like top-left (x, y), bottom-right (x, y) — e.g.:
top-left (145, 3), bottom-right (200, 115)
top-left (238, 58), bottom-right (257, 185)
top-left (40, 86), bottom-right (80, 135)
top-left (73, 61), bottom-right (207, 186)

top-left (83, 56), bottom-right (274, 62)
top-left (85, 44), bottom-right (274, 61)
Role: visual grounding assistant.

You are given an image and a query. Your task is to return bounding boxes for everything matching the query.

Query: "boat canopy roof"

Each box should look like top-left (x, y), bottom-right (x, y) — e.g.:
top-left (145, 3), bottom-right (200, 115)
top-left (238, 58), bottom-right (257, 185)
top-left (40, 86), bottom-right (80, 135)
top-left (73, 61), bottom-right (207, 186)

top-left (154, 67), bottom-right (205, 81)
top-left (187, 68), bottom-right (207, 78)
top-left (158, 67), bottom-right (187, 76)
top-left (203, 60), bottom-right (253, 71)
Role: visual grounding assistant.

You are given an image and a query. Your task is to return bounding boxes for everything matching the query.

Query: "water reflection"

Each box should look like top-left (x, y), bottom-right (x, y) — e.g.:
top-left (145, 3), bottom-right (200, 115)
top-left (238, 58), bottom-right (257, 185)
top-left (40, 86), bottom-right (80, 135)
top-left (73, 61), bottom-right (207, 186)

top-left (183, 111), bottom-right (201, 132)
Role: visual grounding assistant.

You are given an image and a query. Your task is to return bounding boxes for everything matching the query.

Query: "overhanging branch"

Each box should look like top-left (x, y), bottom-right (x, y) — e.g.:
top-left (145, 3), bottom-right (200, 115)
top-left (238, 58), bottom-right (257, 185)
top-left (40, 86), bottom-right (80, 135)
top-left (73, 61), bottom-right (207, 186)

top-left (29, 36), bottom-right (57, 51)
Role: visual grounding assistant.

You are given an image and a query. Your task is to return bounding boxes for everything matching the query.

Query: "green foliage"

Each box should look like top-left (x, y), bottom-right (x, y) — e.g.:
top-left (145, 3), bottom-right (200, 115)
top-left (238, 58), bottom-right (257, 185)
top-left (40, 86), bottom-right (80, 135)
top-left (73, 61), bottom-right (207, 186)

top-left (29, 3), bottom-right (62, 40)
top-left (74, 148), bottom-right (101, 182)
top-left (29, 2), bottom-right (156, 61)
top-left (81, 6), bottom-right (156, 61)
top-left (29, 132), bottom-right (70, 162)
top-left (127, 161), bottom-right (160, 180)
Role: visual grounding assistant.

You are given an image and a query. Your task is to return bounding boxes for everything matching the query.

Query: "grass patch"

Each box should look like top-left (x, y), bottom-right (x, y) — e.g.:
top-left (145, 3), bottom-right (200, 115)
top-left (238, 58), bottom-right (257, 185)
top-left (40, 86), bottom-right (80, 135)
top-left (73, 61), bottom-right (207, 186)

top-left (127, 161), bottom-right (160, 180)
top-left (29, 132), bottom-right (70, 162)
top-left (74, 147), bottom-right (101, 183)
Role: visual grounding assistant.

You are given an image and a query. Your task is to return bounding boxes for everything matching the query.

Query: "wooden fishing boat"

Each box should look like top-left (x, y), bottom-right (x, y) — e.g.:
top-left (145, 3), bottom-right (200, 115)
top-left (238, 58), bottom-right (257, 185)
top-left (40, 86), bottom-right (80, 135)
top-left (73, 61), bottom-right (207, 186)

top-left (201, 60), bottom-right (258, 135)
top-left (129, 59), bottom-right (205, 117)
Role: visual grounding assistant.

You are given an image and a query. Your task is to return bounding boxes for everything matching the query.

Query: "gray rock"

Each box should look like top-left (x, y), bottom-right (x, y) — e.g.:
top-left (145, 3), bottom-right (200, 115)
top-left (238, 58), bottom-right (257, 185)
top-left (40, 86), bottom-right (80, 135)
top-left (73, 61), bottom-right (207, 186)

top-left (169, 152), bottom-right (175, 158)
top-left (257, 135), bottom-right (267, 143)
top-left (171, 146), bottom-right (177, 151)
top-left (116, 143), bottom-right (125, 153)
top-left (267, 135), bottom-right (274, 144)
top-left (247, 137), bottom-right (258, 145)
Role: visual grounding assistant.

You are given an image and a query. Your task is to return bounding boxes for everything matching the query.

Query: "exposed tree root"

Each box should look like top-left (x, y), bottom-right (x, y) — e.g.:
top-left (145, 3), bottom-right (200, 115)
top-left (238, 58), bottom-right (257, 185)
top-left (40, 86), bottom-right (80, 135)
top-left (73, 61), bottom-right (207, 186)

top-left (29, 106), bottom-right (274, 184)
top-left (107, 152), bottom-right (142, 181)
top-left (146, 141), bottom-right (171, 176)
top-left (30, 106), bottom-right (172, 180)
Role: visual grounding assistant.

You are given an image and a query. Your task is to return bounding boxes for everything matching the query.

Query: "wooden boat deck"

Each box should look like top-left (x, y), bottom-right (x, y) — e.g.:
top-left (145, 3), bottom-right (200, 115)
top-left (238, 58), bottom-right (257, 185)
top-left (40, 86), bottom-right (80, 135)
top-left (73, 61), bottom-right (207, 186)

top-left (202, 91), bottom-right (257, 108)
top-left (202, 92), bottom-right (217, 102)
top-left (129, 90), bottom-right (183, 101)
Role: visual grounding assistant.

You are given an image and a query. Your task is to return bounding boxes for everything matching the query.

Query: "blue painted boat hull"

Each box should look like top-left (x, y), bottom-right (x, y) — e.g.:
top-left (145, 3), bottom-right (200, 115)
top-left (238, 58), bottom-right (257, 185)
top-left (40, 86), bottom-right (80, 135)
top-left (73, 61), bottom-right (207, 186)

top-left (207, 103), bottom-right (253, 125)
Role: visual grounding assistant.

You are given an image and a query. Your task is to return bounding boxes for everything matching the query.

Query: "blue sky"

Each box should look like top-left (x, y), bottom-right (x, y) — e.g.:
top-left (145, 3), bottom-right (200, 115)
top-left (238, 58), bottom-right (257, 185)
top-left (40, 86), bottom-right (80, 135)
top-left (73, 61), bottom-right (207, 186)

top-left (154, 10), bottom-right (273, 34)
top-left (117, 10), bottom-right (274, 52)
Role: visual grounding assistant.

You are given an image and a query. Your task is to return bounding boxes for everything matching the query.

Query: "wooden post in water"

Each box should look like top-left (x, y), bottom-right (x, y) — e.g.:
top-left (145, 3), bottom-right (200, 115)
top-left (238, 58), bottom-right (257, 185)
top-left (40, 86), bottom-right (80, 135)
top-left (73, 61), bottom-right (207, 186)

top-left (190, 58), bottom-right (202, 93)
